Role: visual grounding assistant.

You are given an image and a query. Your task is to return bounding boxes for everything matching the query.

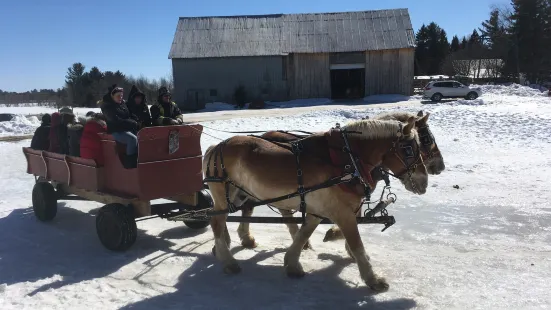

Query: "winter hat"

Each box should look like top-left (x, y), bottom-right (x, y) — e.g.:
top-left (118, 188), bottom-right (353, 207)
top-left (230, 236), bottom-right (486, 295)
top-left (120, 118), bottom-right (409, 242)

top-left (158, 86), bottom-right (171, 98)
top-left (109, 84), bottom-right (123, 96)
top-left (41, 113), bottom-right (51, 125)
top-left (86, 111), bottom-right (96, 117)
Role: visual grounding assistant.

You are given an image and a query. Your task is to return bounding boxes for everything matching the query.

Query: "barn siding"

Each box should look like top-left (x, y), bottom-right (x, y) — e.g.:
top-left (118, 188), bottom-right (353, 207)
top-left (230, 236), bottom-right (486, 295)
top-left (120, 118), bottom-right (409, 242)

top-left (172, 56), bottom-right (288, 110)
top-left (289, 53), bottom-right (331, 99)
top-left (365, 48), bottom-right (414, 96)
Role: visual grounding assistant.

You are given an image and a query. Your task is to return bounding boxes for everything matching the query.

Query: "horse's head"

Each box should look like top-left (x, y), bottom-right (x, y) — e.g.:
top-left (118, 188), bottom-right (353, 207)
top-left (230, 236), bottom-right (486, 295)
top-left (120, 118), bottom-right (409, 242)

top-left (343, 118), bottom-right (428, 195)
top-left (415, 111), bottom-right (445, 175)
top-left (381, 117), bottom-right (428, 194)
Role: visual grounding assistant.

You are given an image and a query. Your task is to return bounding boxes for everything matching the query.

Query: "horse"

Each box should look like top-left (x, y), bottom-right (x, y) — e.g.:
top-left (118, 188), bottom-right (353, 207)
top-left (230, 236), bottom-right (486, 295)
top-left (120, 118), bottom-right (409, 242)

top-left (203, 117), bottom-right (428, 291)
top-left (235, 110), bottom-right (444, 251)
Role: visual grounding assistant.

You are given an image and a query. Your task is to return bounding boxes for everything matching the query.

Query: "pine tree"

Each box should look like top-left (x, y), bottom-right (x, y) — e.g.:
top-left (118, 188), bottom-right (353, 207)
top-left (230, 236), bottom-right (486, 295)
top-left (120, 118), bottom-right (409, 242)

top-left (414, 24), bottom-right (430, 75)
top-left (450, 36), bottom-right (460, 52)
top-left (468, 29), bottom-right (482, 47)
top-left (460, 37), bottom-right (468, 49)
top-left (509, 0), bottom-right (549, 82)
top-left (479, 9), bottom-right (506, 49)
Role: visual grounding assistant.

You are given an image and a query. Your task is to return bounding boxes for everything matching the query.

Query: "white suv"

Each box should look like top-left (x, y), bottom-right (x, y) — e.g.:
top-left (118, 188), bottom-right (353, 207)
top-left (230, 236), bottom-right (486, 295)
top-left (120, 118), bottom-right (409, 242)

top-left (423, 80), bottom-right (482, 102)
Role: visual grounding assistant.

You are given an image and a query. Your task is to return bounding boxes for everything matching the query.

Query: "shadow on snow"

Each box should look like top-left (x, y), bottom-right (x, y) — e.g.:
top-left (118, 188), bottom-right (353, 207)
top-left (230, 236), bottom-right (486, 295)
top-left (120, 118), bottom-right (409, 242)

top-left (0, 204), bottom-right (417, 309)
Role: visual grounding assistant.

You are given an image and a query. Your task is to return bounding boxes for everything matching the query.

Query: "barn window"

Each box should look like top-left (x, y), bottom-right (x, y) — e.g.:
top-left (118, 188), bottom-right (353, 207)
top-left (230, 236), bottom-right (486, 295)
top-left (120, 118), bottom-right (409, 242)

top-left (209, 89), bottom-right (217, 97)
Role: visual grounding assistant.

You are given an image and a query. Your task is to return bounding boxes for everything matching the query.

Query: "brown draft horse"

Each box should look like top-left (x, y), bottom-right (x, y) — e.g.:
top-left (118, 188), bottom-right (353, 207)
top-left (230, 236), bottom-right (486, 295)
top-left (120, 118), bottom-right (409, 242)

top-left (236, 110), bottom-right (445, 251)
top-left (203, 117), bottom-right (428, 291)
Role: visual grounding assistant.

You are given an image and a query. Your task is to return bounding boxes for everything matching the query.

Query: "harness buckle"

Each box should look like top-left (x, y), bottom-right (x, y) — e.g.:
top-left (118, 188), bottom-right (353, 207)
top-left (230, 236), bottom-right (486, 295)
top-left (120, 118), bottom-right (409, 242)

top-left (297, 169), bottom-right (303, 177)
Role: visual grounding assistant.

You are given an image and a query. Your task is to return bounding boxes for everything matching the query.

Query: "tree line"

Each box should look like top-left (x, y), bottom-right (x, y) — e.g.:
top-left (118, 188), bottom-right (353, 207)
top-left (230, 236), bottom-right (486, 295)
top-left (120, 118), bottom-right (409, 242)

top-left (1, 63), bottom-right (173, 107)
top-left (416, 0), bottom-right (551, 84)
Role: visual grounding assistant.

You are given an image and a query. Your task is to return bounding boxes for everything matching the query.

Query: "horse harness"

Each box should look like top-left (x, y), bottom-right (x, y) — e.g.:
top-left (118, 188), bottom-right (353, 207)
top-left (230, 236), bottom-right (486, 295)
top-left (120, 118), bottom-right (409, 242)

top-left (203, 124), bottom-right (422, 223)
top-left (417, 124), bottom-right (440, 160)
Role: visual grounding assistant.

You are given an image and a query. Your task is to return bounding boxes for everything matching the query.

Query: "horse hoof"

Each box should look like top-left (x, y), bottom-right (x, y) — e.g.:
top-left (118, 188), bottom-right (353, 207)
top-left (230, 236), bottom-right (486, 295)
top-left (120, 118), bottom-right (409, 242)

top-left (368, 277), bottom-right (389, 292)
top-left (323, 228), bottom-right (344, 242)
top-left (286, 266), bottom-right (306, 278)
top-left (224, 263), bottom-right (242, 275)
top-left (241, 238), bottom-right (257, 249)
top-left (303, 242), bottom-right (313, 250)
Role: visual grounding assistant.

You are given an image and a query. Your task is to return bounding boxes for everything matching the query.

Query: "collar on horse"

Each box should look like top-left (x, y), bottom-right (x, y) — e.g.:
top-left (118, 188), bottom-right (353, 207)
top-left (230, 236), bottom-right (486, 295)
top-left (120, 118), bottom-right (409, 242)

top-left (326, 126), bottom-right (377, 196)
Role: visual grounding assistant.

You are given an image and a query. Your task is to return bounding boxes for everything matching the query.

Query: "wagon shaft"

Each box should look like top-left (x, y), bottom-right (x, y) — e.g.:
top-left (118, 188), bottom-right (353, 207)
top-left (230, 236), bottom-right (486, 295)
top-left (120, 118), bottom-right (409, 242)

top-left (165, 207), bottom-right (396, 230)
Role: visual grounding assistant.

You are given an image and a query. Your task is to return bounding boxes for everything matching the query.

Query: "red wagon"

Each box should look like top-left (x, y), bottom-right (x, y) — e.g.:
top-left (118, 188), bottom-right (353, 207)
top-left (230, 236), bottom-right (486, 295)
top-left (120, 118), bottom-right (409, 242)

top-left (23, 125), bottom-right (213, 251)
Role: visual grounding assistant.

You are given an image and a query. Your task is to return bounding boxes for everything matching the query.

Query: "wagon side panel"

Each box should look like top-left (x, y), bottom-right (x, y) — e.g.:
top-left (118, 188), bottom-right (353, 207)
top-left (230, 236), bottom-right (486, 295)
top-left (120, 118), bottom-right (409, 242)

top-left (136, 125), bottom-right (204, 200)
top-left (99, 136), bottom-right (140, 198)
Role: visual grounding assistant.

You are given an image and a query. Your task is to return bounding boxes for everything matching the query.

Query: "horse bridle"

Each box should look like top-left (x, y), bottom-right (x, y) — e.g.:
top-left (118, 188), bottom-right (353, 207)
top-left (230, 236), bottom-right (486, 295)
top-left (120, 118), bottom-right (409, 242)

top-left (337, 123), bottom-right (424, 197)
top-left (417, 124), bottom-right (441, 160)
top-left (380, 125), bottom-right (424, 194)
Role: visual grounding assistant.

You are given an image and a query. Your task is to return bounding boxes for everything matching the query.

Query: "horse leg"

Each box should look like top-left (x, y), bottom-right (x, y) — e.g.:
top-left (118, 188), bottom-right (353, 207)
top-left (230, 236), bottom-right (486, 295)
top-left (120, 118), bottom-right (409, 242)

top-left (237, 203), bottom-right (257, 249)
top-left (280, 209), bottom-right (313, 250)
top-left (332, 213), bottom-right (388, 292)
top-left (209, 184), bottom-right (241, 274)
top-left (283, 214), bottom-right (323, 278)
top-left (324, 207), bottom-right (361, 243)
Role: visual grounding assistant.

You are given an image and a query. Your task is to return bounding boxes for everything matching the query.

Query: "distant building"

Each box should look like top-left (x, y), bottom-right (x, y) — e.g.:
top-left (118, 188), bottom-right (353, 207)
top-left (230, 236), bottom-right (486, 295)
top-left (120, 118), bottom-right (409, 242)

top-left (169, 9), bottom-right (415, 110)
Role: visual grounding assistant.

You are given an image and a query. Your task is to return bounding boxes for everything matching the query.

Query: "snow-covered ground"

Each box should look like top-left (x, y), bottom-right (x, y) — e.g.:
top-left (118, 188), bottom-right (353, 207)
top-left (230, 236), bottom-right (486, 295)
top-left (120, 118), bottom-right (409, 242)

top-left (1, 84), bottom-right (550, 309)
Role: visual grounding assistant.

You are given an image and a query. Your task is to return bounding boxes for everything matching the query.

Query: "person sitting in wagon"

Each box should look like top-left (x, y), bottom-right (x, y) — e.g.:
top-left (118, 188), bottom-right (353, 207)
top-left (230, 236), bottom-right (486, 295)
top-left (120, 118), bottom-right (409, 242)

top-left (30, 113), bottom-right (51, 150)
top-left (127, 85), bottom-right (152, 129)
top-left (47, 112), bottom-right (62, 153)
top-left (80, 113), bottom-right (107, 165)
top-left (150, 87), bottom-right (184, 126)
top-left (99, 84), bottom-right (139, 169)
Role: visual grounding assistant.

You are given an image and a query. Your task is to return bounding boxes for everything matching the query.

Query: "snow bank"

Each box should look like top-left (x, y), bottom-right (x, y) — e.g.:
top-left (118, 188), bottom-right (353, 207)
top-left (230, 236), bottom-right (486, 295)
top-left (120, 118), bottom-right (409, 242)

top-left (0, 115), bottom-right (40, 136)
top-left (201, 102), bottom-right (239, 112)
top-left (477, 83), bottom-right (548, 97)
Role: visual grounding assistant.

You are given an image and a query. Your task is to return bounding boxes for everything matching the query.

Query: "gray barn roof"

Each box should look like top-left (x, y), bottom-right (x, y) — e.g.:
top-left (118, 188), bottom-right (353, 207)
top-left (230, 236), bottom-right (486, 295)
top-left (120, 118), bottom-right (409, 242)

top-left (169, 9), bottom-right (415, 59)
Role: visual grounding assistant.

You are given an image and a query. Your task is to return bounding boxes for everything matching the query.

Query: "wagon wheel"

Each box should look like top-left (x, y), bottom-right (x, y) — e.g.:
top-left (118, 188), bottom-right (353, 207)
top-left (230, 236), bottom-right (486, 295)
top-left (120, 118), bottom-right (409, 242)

top-left (32, 182), bottom-right (58, 222)
top-left (183, 189), bottom-right (212, 230)
top-left (96, 203), bottom-right (137, 251)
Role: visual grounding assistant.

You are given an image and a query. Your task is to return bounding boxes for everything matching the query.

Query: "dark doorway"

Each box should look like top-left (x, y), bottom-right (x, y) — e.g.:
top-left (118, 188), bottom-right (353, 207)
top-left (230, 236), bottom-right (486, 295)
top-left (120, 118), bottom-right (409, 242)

top-left (330, 68), bottom-right (365, 100)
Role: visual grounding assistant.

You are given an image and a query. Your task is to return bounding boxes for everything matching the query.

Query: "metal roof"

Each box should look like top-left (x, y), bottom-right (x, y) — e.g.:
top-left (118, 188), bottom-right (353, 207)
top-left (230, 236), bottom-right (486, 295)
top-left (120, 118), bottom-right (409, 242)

top-left (169, 9), bottom-right (415, 59)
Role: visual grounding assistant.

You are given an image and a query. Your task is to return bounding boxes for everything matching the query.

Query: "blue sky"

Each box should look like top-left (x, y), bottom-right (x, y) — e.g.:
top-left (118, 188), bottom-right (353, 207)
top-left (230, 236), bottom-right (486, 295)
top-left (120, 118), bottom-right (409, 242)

top-left (0, 0), bottom-right (509, 92)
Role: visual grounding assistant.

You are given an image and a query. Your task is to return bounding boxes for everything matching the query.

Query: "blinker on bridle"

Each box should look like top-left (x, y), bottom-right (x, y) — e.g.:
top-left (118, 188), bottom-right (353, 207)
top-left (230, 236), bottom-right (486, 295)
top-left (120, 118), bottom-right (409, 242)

top-left (417, 125), bottom-right (440, 160)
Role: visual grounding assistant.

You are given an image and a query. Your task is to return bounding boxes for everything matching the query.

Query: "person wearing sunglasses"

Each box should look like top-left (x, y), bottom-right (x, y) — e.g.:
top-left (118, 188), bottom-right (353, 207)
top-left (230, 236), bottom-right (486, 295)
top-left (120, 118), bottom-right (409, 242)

top-left (99, 84), bottom-right (139, 169)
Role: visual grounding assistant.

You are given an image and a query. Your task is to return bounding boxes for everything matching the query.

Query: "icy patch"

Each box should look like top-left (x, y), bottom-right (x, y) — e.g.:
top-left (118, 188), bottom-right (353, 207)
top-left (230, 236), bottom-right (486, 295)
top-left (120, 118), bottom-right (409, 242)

top-left (0, 115), bottom-right (40, 136)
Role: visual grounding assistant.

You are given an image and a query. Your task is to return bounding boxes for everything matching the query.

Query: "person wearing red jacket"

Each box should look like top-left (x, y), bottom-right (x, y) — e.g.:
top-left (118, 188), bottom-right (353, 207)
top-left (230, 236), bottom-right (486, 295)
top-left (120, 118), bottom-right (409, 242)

top-left (80, 113), bottom-right (107, 165)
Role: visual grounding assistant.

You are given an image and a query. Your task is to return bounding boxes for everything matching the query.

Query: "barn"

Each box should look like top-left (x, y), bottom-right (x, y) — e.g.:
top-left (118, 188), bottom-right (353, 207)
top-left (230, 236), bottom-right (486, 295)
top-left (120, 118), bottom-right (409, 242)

top-left (169, 9), bottom-right (415, 110)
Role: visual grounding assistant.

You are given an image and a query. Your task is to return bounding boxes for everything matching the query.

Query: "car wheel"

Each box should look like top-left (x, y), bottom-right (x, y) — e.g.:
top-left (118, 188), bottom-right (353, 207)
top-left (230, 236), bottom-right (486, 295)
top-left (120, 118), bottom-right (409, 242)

top-left (431, 93), bottom-right (443, 102)
top-left (466, 92), bottom-right (478, 100)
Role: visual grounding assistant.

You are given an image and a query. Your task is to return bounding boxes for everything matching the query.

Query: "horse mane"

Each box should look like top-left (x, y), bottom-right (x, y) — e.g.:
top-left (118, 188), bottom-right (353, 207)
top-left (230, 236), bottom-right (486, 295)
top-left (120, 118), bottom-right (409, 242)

top-left (343, 118), bottom-right (418, 141)
top-left (373, 111), bottom-right (417, 123)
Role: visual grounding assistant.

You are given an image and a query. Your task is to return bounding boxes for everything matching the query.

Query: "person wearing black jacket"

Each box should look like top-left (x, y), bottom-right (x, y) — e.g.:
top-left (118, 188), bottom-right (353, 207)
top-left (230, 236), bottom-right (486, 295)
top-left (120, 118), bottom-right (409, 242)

top-left (127, 85), bottom-right (152, 129)
top-left (99, 84), bottom-right (139, 169)
top-left (150, 87), bottom-right (184, 126)
top-left (30, 113), bottom-right (51, 150)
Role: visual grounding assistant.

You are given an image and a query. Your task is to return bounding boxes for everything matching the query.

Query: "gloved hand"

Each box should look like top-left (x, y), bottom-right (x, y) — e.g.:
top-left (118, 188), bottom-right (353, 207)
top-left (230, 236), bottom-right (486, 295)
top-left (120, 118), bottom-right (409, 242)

top-left (167, 118), bottom-right (180, 125)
